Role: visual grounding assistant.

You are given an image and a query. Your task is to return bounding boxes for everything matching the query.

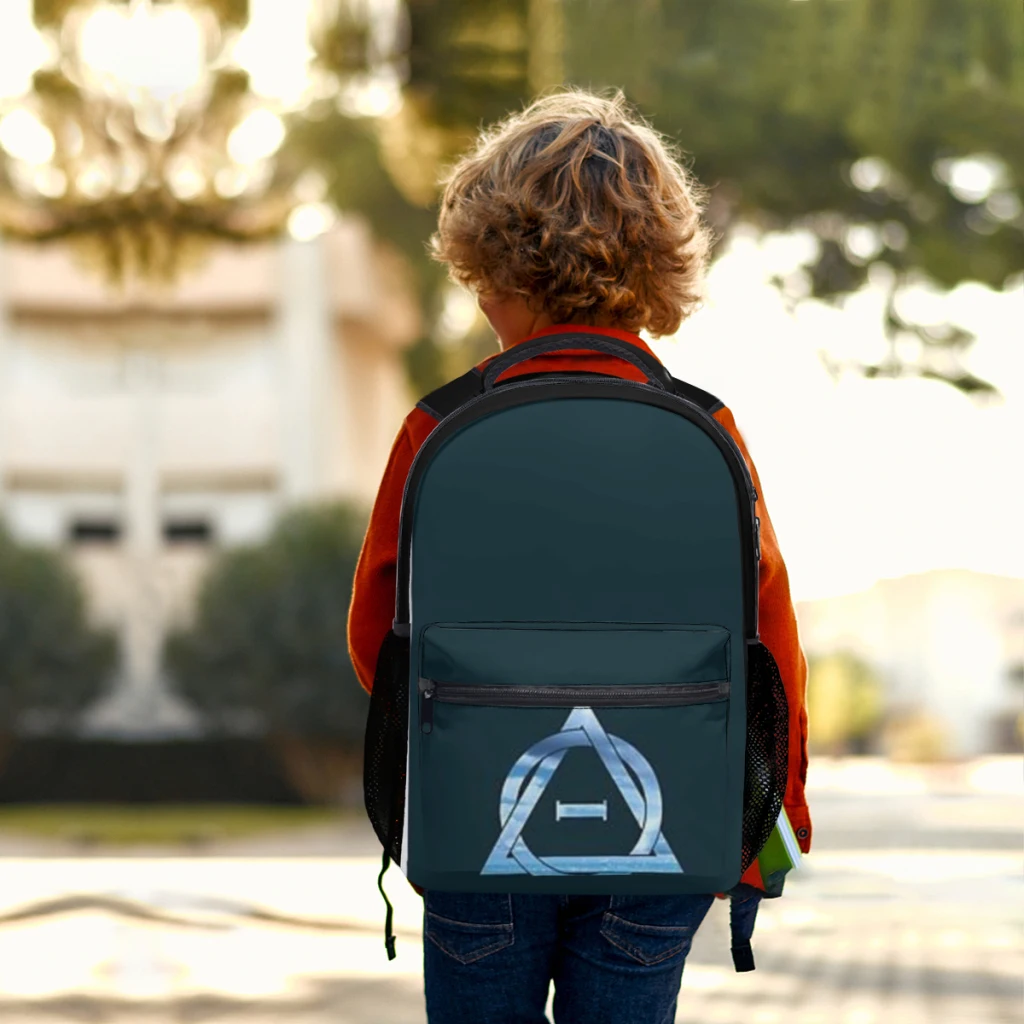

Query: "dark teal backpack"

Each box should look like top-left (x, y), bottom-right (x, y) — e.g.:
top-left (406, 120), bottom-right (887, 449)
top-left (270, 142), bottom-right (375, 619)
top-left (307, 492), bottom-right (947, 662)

top-left (363, 333), bottom-right (789, 968)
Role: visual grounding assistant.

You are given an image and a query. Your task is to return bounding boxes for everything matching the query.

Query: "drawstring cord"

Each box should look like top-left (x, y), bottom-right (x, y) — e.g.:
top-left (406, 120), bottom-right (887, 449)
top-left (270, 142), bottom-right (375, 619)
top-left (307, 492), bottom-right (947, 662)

top-left (377, 850), bottom-right (396, 960)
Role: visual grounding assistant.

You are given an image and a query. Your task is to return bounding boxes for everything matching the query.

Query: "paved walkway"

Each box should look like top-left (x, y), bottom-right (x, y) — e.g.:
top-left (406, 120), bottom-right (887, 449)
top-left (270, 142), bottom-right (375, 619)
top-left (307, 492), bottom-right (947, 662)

top-left (0, 758), bottom-right (1019, 1023)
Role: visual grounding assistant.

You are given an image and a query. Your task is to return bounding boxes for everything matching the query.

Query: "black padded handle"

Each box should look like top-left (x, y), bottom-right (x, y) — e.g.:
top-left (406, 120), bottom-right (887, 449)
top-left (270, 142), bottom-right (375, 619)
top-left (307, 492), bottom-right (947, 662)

top-left (482, 332), bottom-right (672, 391)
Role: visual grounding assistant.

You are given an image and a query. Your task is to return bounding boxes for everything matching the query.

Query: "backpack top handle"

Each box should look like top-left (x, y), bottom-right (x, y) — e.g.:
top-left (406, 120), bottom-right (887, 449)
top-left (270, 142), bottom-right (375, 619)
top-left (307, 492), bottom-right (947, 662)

top-left (481, 332), bottom-right (674, 392)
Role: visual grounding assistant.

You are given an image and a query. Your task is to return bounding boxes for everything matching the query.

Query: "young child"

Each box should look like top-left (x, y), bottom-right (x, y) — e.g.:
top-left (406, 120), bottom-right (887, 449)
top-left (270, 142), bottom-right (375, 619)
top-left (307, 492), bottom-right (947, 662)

top-left (348, 88), bottom-right (810, 1024)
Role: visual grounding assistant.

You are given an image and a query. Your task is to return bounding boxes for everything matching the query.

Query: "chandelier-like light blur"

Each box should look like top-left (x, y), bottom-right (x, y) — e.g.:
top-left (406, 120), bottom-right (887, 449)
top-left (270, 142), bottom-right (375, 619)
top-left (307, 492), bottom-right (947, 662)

top-left (0, 0), bottom-right (405, 278)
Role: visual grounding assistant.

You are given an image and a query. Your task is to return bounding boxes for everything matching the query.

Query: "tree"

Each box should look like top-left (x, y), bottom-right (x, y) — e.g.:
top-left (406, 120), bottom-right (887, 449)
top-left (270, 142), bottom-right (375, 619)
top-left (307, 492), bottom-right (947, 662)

top-left (164, 503), bottom-right (370, 801)
top-left (562, 0), bottom-right (1023, 397)
top-left (0, 525), bottom-right (116, 733)
top-left (301, 0), bottom-right (1022, 397)
top-left (292, 0), bottom-right (561, 394)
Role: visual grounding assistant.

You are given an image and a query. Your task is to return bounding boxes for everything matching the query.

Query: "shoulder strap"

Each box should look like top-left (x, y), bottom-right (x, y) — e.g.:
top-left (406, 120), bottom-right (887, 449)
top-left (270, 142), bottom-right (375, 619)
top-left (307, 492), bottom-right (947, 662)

top-left (670, 376), bottom-right (724, 415)
top-left (416, 365), bottom-right (724, 422)
top-left (415, 367), bottom-right (483, 421)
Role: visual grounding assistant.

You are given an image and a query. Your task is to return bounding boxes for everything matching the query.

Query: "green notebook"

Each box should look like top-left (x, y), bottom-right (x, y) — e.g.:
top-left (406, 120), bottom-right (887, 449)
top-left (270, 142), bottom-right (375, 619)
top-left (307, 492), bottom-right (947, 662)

top-left (757, 806), bottom-right (803, 880)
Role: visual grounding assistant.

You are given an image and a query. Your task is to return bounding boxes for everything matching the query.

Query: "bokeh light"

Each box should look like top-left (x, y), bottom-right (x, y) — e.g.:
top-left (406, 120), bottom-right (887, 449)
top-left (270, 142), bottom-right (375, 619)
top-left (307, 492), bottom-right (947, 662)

top-left (0, 108), bottom-right (55, 164)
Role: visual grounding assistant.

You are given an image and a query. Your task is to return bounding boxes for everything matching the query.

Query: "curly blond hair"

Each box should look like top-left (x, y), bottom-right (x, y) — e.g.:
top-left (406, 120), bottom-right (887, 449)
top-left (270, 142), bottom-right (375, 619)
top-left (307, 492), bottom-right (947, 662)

top-left (430, 89), bottom-right (712, 337)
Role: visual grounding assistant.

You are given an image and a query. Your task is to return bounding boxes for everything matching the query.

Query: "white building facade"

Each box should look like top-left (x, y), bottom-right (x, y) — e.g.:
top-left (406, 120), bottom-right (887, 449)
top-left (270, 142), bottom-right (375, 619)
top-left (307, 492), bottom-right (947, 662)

top-left (0, 221), bottom-right (419, 736)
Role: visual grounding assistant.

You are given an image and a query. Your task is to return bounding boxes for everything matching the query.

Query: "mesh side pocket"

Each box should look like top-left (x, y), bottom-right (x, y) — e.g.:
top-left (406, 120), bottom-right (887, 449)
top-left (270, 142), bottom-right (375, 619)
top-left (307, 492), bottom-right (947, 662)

top-left (741, 640), bottom-right (789, 873)
top-left (363, 628), bottom-right (410, 864)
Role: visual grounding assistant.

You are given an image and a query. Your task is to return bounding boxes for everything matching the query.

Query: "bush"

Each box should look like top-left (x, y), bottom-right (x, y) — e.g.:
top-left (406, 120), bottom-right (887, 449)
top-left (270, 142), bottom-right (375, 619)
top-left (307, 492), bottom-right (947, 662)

top-left (164, 503), bottom-right (370, 748)
top-left (0, 525), bottom-right (116, 733)
top-left (806, 650), bottom-right (884, 756)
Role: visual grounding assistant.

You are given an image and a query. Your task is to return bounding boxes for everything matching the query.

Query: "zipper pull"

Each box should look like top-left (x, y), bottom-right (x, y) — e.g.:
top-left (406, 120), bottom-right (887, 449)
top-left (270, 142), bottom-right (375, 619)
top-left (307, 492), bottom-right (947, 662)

top-left (754, 516), bottom-right (761, 562)
top-left (419, 679), bottom-right (435, 734)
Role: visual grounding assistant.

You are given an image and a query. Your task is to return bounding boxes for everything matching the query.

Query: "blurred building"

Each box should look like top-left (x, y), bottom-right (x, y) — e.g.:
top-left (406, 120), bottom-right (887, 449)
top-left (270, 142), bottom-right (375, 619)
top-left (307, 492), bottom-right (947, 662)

top-left (796, 569), bottom-right (1024, 756)
top-left (0, 221), bottom-right (419, 736)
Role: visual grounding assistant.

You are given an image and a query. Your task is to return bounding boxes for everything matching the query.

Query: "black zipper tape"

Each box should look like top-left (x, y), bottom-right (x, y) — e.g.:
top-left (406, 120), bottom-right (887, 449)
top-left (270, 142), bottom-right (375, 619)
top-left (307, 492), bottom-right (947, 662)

top-left (418, 679), bottom-right (729, 731)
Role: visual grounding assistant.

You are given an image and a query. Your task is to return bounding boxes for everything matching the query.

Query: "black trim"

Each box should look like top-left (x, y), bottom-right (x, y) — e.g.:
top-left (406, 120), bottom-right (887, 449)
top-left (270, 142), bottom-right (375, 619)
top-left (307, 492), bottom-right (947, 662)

top-left (414, 331), bottom-right (724, 422)
top-left (417, 368), bottom-right (724, 423)
top-left (418, 369), bottom-right (632, 422)
top-left (671, 376), bottom-right (724, 415)
top-left (495, 369), bottom-right (622, 386)
top-left (731, 941), bottom-right (755, 972)
top-left (395, 376), bottom-right (759, 639)
top-left (481, 332), bottom-right (674, 391)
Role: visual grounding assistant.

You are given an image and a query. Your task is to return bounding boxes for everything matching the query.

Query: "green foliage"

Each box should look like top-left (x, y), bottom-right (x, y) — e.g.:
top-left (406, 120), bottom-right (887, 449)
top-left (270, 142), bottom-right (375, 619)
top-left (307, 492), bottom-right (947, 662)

top-left (563, 0), bottom-right (1023, 309)
top-left (807, 650), bottom-right (885, 755)
top-left (287, 117), bottom-right (441, 292)
top-left (293, 0), bottom-right (545, 395)
top-left (0, 526), bottom-right (116, 732)
top-left (164, 503), bottom-right (370, 744)
top-left (19, 1), bottom-right (1024, 394)
top-left (305, 0), bottom-right (1022, 397)
top-left (402, 0), bottom-right (536, 130)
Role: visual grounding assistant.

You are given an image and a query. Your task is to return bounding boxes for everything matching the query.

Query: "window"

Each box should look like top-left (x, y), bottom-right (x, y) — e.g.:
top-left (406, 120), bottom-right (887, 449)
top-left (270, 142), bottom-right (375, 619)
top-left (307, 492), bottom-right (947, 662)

top-left (69, 518), bottom-right (122, 544)
top-left (163, 518), bottom-right (214, 545)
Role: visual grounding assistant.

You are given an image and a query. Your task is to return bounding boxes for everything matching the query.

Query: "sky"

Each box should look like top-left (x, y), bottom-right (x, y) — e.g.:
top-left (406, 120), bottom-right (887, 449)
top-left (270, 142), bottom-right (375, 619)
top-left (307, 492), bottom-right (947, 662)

top-left (648, 229), bottom-right (1024, 603)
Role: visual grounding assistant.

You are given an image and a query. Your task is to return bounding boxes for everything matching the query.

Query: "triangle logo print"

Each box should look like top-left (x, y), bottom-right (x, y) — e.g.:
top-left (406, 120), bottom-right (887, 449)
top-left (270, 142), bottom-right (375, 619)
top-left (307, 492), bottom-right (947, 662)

top-left (481, 707), bottom-right (682, 876)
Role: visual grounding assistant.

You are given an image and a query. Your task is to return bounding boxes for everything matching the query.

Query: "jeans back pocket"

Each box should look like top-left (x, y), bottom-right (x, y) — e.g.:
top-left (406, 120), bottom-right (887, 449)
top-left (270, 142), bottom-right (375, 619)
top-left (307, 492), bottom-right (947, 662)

top-left (424, 892), bottom-right (514, 965)
top-left (600, 894), bottom-right (714, 966)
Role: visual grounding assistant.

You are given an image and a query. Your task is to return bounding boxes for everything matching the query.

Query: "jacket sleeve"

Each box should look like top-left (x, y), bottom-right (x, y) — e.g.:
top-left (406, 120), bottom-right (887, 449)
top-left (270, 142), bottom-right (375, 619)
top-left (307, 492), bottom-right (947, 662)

top-left (714, 406), bottom-right (812, 854)
top-left (347, 424), bottom-right (417, 693)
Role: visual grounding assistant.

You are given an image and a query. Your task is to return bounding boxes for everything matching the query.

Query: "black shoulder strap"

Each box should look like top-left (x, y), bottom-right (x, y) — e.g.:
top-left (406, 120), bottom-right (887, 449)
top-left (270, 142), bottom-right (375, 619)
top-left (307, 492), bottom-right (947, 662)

top-left (415, 364), bottom-right (724, 422)
top-left (415, 367), bottom-right (483, 421)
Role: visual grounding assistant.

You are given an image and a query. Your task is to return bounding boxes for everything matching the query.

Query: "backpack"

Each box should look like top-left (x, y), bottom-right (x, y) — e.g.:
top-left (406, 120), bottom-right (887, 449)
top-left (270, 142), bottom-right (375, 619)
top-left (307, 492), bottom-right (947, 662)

top-left (363, 333), bottom-right (790, 969)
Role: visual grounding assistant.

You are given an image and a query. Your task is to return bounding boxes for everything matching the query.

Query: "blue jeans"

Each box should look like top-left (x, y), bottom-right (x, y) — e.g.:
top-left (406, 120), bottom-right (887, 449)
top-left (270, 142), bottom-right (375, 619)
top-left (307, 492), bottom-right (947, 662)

top-left (422, 891), bottom-right (716, 1024)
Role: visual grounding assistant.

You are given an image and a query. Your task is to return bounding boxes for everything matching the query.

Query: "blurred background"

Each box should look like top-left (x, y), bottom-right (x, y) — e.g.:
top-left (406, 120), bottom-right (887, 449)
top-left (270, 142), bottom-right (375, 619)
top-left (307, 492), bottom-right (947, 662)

top-left (0, 0), bottom-right (1020, 1021)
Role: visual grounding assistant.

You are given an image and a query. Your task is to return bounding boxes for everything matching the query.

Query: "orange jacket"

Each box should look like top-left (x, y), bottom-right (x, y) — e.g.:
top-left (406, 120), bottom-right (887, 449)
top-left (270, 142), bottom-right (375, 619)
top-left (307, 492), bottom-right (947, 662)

top-left (347, 324), bottom-right (812, 882)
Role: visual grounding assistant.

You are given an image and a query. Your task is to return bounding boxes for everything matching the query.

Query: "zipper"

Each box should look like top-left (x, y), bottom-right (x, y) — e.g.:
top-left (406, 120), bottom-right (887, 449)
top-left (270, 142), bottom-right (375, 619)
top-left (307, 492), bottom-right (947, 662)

top-left (418, 679), bottom-right (729, 732)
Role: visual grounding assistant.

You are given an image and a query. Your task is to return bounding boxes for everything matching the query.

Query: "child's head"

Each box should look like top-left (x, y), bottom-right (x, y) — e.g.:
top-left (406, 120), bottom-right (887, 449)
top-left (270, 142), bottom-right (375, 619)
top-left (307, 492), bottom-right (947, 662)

top-left (431, 88), bottom-right (712, 345)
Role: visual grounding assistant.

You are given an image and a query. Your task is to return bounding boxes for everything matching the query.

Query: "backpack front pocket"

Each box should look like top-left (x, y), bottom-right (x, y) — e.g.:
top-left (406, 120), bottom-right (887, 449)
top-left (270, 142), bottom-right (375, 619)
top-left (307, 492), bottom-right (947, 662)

top-left (411, 622), bottom-right (740, 891)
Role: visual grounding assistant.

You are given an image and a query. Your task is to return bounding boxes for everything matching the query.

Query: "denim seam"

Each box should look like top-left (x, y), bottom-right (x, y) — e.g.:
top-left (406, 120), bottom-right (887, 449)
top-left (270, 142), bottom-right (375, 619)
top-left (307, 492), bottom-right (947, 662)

top-left (426, 928), bottom-right (514, 965)
top-left (424, 893), bottom-right (514, 965)
top-left (600, 914), bottom-right (691, 966)
top-left (603, 915), bottom-right (693, 935)
top-left (425, 912), bottom-right (514, 932)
